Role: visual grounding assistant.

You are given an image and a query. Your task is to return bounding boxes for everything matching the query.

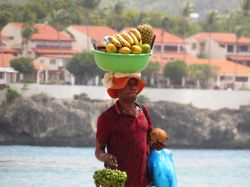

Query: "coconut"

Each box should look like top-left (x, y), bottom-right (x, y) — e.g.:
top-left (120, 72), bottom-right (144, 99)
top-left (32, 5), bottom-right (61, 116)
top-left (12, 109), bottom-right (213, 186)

top-left (150, 128), bottom-right (168, 144)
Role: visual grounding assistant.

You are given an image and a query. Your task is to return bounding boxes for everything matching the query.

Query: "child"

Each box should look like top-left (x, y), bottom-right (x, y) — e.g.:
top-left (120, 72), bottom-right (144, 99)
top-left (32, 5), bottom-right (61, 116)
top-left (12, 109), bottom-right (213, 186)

top-left (148, 128), bottom-right (177, 187)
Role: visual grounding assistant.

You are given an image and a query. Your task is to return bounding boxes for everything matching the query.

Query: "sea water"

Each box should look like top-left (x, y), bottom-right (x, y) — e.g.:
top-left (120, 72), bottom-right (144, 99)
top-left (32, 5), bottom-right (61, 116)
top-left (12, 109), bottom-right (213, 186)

top-left (0, 146), bottom-right (250, 187)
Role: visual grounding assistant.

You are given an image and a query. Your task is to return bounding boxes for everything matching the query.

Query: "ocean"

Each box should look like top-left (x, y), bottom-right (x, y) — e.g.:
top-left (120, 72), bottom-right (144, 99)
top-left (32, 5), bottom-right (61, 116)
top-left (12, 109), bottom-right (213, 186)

top-left (0, 146), bottom-right (250, 187)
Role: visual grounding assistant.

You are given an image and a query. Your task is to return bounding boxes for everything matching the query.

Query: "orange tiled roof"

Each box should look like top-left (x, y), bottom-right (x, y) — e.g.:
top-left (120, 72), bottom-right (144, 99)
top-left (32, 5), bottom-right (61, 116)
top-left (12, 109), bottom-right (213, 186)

top-left (32, 24), bottom-right (72, 41)
top-left (0, 54), bottom-right (15, 67)
top-left (71, 25), bottom-right (118, 41)
top-left (227, 54), bottom-right (250, 61)
top-left (192, 32), bottom-right (250, 44)
top-left (150, 52), bottom-right (250, 75)
top-left (10, 23), bottom-right (72, 41)
top-left (154, 28), bottom-right (184, 44)
top-left (34, 49), bottom-right (78, 55)
top-left (185, 58), bottom-right (250, 75)
top-left (0, 48), bottom-right (18, 54)
top-left (122, 27), bottom-right (184, 44)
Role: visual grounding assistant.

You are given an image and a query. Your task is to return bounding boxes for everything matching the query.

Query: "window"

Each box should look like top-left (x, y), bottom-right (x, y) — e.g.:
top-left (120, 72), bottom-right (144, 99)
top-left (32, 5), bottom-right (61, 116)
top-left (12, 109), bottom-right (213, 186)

top-left (235, 76), bottom-right (248, 82)
top-left (220, 76), bottom-right (233, 81)
top-left (227, 45), bottom-right (234, 52)
top-left (0, 72), bottom-right (3, 79)
top-left (50, 59), bottom-right (56, 65)
top-left (239, 45), bottom-right (248, 52)
top-left (220, 43), bottom-right (225, 48)
top-left (40, 59), bottom-right (45, 63)
top-left (192, 43), bottom-right (196, 50)
top-left (153, 45), bottom-right (161, 52)
top-left (164, 45), bottom-right (178, 52)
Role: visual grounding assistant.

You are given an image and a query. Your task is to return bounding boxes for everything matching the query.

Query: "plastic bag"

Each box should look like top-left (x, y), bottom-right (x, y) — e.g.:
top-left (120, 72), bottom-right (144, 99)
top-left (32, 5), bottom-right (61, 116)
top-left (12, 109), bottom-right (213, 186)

top-left (148, 149), bottom-right (177, 187)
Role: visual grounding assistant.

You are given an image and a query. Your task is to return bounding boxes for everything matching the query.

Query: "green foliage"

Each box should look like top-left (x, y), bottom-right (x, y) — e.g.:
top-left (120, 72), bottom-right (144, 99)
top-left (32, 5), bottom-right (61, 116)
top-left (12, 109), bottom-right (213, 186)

top-left (10, 57), bottom-right (35, 74)
top-left (136, 94), bottom-right (150, 104)
top-left (163, 60), bottom-right (187, 85)
top-left (31, 93), bottom-right (54, 103)
top-left (5, 88), bottom-right (20, 103)
top-left (73, 93), bottom-right (90, 101)
top-left (66, 52), bottom-right (103, 84)
top-left (187, 64), bottom-right (216, 88)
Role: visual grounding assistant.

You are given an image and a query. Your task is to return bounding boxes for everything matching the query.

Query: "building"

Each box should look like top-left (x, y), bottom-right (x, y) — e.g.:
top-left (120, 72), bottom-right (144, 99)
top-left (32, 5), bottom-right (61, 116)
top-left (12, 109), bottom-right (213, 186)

top-left (66, 25), bottom-right (118, 52)
top-left (33, 55), bottom-right (74, 84)
top-left (1, 23), bottom-right (78, 84)
top-left (186, 32), bottom-right (250, 67)
top-left (0, 54), bottom-right (18, 87)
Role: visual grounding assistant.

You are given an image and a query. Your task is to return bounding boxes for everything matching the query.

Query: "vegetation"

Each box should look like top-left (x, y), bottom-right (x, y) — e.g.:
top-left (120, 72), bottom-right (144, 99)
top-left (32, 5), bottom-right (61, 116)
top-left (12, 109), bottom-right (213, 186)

top-left (163, 60), bottom-right (187, 86)
top-left (10, 57), bottom-right (35, 81)
top-left (73, 93), bottom-right (90, 101)
top-left (66, 52), bottom-right (103, 85)
top-left (0, 0), bottom-right (250, 37)
top-left (5, 88), bottom-right (20, 103)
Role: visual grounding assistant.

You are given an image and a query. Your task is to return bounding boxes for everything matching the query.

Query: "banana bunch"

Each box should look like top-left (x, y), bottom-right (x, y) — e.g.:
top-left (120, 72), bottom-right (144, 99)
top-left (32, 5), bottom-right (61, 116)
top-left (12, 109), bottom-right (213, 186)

top-left (104, 28), bottom-right (151, 54)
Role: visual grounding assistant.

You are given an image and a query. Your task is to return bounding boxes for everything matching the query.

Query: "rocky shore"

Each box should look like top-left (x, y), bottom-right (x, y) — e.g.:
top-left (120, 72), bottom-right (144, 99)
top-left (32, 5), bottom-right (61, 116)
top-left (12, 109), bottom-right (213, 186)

top-left (0, 96), bottom-right (249, 149)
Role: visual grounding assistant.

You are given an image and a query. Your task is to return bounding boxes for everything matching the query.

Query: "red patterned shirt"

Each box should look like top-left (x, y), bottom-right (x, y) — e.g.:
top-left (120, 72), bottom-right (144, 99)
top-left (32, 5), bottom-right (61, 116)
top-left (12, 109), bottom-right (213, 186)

top-left (96, 100), bottom-right (153, 187)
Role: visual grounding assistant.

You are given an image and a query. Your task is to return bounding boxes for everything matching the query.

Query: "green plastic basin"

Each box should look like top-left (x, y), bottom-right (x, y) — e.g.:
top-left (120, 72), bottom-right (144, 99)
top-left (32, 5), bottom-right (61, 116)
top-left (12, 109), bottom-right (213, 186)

top-left (93, 49), bottom-right (152, 73)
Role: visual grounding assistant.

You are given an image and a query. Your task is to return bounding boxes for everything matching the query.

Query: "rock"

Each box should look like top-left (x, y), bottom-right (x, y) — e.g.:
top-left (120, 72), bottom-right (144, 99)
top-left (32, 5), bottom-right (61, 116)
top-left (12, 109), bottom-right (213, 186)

top-left (0, 98), bottom-right (249, 148)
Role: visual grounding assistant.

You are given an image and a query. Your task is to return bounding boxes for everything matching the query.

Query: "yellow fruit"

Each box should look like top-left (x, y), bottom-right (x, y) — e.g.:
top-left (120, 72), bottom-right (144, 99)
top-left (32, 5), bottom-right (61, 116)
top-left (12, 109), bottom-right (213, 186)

top-left (96, 41), bottom-right (106, 52)
top-left (120, 32), bottom-right (134, 45)
top-left (119, 47), bottom-right (131, 54)
top-left (130, 28), bottom-right (142, 41)
top-left (113, 34), bottom-right (131, 48)
top-left (128, 32), bottom-right (139, 46)
top-left (106, 43), bottom-right (118, 53)
top-left (108, 36), bottom-right (122, 48)
top-left (141, 43), bottom-right (151, 53)
top-left (131, 45), bottom-right (142, 54)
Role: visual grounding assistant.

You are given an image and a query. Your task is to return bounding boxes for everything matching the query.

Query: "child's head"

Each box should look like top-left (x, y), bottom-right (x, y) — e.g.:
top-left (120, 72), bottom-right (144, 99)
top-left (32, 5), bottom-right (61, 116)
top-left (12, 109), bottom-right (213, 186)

top-left (150, 128), bottom-right (168, 150)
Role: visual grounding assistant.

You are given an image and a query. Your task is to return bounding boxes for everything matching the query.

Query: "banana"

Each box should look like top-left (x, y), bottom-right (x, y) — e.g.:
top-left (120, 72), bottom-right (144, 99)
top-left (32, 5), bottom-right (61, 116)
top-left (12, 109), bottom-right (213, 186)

top-left (120, 32), bottom-right (134, 45)
top-left (113, 33), bottom-right (131, 48)
top-left (108, 36), bottom-right (122, 48)
top-left (128, 32), bottom-right (140, 46)
top-left (130, 28), bottom-right (141, 41)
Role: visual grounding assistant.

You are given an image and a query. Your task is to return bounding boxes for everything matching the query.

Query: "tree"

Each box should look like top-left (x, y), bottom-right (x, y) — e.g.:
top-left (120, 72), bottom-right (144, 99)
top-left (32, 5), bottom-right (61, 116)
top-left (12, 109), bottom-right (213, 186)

top-left (66, 52), bottom-right (103, 85)
top-left (205, 10), bottom-right (219, 63)
top-left (240, 0), bottom-right (250, 16)
top-left (10, 57), bottom-right (35, 81)
top-left (163, 60), bottom-right (187, 86)
top-left (141, 62), bottom-right (160, 87)
top-left (22, 24), bottom-right (36, 57)
top-left (77, 0), bottom-right (100, 50)
top-left (181, 3), bottom-right (193, 60)
top-left (234, 25), bottom-right (244, 84)
top-left (187, 64), bottom-right (216, 88)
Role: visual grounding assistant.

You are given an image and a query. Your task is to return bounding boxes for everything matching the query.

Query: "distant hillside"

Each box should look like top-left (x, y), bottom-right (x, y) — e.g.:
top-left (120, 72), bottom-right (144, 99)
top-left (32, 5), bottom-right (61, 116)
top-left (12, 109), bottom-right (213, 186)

top-left (2, 0), bottom-right (240, 20)
top-left (100, 0), bottom-right (240, 19)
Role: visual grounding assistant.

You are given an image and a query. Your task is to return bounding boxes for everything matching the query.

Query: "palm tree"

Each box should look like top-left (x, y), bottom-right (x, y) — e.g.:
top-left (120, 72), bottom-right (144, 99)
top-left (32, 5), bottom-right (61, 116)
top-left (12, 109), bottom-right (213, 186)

top-left (234, 25), bottom-right (244, 86)
top-left (47, 9), bottom-right (71, 60)
top-left (206, 10), bottom-right (218, 64)
top-left (21, 24), bottom-right (36, 57)
top-left (77, 0), bottom-right (100, 51)
top-left (181, 3), bottom-right (193, 61)
top-left (240, 0), bottom-right (250, 16)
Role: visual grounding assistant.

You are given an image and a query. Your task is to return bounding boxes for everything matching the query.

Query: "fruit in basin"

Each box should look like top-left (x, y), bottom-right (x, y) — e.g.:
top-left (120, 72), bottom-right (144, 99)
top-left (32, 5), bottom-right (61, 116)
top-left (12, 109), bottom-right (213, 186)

top-left (119, 47), bottom-right (131, 54)
top-left (141, 43), bottom-right (151, 53)
top-left (131, 45), bottom-right (142, 54)
top-left (106, 43), bottom-right (118, 53)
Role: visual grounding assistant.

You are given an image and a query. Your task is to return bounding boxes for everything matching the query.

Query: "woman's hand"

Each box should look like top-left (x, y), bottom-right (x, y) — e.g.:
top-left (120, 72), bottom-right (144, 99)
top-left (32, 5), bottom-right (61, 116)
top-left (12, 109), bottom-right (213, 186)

top-left (104, 154), bottom-right (118, 169)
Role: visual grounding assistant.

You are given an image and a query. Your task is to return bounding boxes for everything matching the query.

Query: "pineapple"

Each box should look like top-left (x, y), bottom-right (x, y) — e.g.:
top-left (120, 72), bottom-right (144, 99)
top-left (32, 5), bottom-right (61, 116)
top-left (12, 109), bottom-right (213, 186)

top-left (136, 24), bottom-right (155, 46)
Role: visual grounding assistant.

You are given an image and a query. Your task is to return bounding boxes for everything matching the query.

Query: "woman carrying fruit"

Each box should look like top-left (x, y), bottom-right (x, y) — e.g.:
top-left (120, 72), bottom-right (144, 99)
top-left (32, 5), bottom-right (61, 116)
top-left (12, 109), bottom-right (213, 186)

top-left (95, 72), bottom-right (154, 187)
